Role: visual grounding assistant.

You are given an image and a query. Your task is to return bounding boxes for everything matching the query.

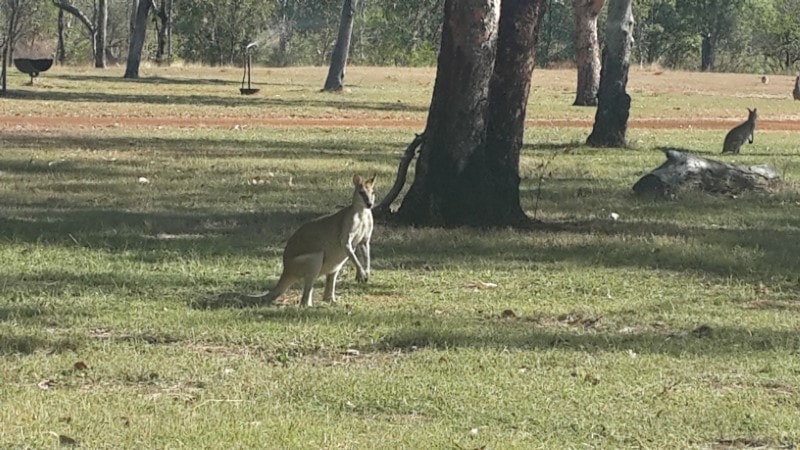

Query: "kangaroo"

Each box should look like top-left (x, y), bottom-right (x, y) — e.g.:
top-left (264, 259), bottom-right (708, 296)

top-left (258, 174), bottom-right (375, 307)
top-left (722, 108), bottom-right (757, 154)
top-left (793, 75), bottom-right (800, 101)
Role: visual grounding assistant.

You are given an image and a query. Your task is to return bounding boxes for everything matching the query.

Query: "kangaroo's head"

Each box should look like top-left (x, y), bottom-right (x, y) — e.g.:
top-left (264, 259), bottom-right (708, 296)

top-left (747, 108), bottom-right (758, 122)
top-left (352, 174), bottom-right (376, 209)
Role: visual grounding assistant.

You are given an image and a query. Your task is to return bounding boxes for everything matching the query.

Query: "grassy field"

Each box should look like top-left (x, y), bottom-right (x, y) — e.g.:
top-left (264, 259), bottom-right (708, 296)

top-left (1, 65), bottom-right (800, 449)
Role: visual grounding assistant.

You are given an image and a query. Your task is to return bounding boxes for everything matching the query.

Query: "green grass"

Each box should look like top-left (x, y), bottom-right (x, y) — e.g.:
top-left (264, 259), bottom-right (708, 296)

top-left (1, 66), bottom-right (800, 449)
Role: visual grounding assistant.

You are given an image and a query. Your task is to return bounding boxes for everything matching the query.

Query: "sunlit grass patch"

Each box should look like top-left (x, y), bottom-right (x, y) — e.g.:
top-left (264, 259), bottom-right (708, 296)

top-left (1, 66), bottom-right (800, 448)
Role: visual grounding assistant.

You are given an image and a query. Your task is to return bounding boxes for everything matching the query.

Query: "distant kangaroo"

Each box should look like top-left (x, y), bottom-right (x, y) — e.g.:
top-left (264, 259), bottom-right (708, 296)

top-left (256, 174), bottom-right (375, 307)
top-left (793, 75), bottom-right (800, 101)
top-left (722, 108), bottom-right (757, 154)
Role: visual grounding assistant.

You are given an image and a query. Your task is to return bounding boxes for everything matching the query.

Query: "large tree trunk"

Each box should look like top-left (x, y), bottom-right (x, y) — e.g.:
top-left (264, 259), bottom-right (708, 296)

top-left (572, 0), bottom-right (604, 106)
top-left (586, 0), bottom-right (633, 148)
top-left (395, 0), bottom-right (546, 227)
top-left (95, 0), bottom-right (108, 68)
top-left (322, 0), bottom-right (358, 92)
top-left (124, 0), bottom-right (152, 79)
top-left (633, 149), bottom-right (779, 198)
top-left (484, 0), bottom-right (548, 224)
top-left (395, 0), bottom-right (501, 226)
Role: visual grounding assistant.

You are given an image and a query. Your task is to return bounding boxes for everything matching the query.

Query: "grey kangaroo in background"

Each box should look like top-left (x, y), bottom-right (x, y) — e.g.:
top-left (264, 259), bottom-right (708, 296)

top-left (722, 108), bottom-right (757, 154)
top-left (793, 75), bottom-right (800, 101)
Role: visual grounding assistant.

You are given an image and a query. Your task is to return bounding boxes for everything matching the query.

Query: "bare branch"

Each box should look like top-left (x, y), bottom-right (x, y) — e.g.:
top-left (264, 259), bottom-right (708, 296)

top-left (52, 0), bottom-right (96, 34)
top-left (374, 132), bottom-right (425, 217)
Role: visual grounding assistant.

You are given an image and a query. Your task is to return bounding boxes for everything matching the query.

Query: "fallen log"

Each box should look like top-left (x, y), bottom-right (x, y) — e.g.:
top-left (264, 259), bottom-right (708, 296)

top-left (633, 149), bottom-right (780, 197)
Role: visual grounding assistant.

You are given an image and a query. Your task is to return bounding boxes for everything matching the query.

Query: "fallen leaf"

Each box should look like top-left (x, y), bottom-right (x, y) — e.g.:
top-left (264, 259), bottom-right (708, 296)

top-left (37, 379), bottom-right (56, 390)
top-left (465, 281), bottom-right (498, 290)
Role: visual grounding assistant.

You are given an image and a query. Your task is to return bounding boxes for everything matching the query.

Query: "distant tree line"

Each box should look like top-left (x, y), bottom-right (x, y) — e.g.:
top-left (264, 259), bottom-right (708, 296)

top-left (2, 0), bottom-right (800, 73)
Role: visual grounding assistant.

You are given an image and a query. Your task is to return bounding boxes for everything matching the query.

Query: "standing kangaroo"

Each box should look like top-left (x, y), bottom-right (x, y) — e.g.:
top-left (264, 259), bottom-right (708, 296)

top-left (258, 174), bottom-right (375, 307)
top-left (722, 108), bottom-right (757, 154)
top-left (793, 75), bottom-right (800, 101)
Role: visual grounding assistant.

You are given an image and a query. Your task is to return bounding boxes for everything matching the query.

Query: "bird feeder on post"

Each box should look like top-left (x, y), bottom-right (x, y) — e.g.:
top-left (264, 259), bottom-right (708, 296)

top-left (240, 42), bottom-right (259, 95)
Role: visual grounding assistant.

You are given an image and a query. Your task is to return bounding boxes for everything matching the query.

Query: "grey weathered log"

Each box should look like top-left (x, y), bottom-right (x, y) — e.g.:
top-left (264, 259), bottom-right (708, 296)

top-left (633, 149), bottom-right (780, 197)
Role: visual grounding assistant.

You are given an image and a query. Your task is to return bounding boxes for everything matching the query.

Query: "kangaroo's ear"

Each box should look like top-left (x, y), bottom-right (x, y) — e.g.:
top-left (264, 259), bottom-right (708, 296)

top-left (366, 174), bottom-right (377, 186)
top-left (353, 174), bottom-right (362, 186)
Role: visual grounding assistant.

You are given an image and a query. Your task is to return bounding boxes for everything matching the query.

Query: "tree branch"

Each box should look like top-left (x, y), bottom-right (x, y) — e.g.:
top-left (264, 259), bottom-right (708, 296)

top-left (52, 0), bottom-right (96, 34)
top-left (373, 132), bottom-right (425, 217)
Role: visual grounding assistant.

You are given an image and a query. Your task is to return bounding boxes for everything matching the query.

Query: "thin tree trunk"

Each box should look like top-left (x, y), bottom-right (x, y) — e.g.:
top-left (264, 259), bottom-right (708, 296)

top-left (322, 0), bottom-right (358, 92)
top-left (166, 0), bottom-right (172, 65)
top-left (278, 10), bottom-right (293, 67)
top-left (572, 0), bottom-right (604, 106)
top-left (2, 2), bottom-right (18, 96)
top-left (95, 0), bottom-right (107, 68)
top-left (701, 33), bottom-right (713, 72)
top-left (155, 0), bottom-right (169, 64)
top-left (57, 9), bottom-right (66, 65)
top-left (124, 0), bottom-right (152, 79)
top-left (586, 0), bottom-right (633, 148)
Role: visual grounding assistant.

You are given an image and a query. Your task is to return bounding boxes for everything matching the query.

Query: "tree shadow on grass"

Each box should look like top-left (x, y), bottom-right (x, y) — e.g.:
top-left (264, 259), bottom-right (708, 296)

top-left (0, 334), bottom-right (81, 355)
top-left (5, 89), bottom-right (428, 113)
top-left (0, 133), bottom-right (403, 163)
top-left (376, 216), bottom-right (800, 288)
top-left (191, 305), bottom-right (800, 357)
top-left (55, 74), bottom-right (233, 86)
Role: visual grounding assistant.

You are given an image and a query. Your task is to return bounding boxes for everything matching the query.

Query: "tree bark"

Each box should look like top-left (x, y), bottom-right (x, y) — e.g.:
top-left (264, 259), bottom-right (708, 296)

top-left (322, 0), bottom-right (358, 92)
top-left (633, 149), bottom-right (780, 197)
top-left (572, 0), bottom-right (604, 106)
top-left (395, 0), bottom-right (546, 227)
top-left (484, 0), bottom-right (548, 225)
top-left (57, 9), bottom-right (66, 65)
top-left (95, 0), bottom-right (108, 68)
top-left (586, 0), bottom-right (633, 148)
top-left (155, 0), bottom-right (171, 65)
top-left (278, 8), bottom-right (293, 67)
top-left (700, 33), bottom-right (713, 72)
top-left (1, 1), bottom-right (19, 96)
top-left (395, 0), bottom-right (501, 226)
top-left (124, 0), bottom-right (153, 79)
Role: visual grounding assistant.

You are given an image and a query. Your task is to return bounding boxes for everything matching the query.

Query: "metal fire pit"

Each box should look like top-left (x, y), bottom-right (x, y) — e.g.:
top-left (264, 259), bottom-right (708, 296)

top-left (14, 58), bottom-right (54, 84)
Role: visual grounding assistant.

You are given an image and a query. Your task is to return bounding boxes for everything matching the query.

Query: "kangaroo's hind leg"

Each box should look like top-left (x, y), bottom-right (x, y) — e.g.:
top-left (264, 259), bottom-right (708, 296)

top-left (291, 252), bottom-right (324, 307)
top-left (323, 270), bottom-right (340, 304)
